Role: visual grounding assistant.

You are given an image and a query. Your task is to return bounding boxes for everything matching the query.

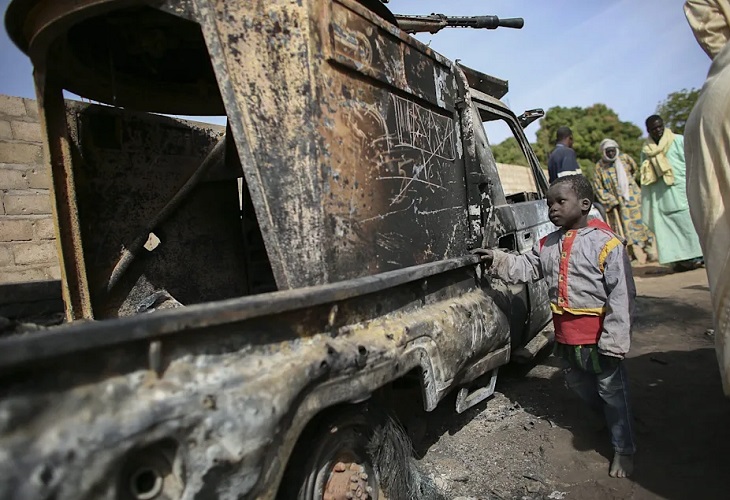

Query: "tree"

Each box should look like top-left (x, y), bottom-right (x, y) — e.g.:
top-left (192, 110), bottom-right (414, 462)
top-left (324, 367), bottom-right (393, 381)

top-left (490, 137), bottom-right (529, 167)
top-left (533, 104), bottom-right (643, 180)
top-left (488, 103), bottom-right (643, 181)
top-left (655, 88), bottom-right (700, 134)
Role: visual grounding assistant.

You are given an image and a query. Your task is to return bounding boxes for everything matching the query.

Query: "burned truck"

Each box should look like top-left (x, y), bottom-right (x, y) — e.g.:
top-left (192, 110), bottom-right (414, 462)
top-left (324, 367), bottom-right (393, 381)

top-left (2, 0), bottom-right (553, 498)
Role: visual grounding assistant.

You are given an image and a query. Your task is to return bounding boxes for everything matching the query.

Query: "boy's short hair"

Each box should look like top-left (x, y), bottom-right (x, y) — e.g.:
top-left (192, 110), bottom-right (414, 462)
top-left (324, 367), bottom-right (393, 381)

top-left (551, 174), bottom-right (595, 204)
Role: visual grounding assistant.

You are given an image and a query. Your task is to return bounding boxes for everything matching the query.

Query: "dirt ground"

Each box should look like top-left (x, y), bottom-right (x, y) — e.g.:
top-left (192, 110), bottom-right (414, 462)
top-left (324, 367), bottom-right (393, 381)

top-left (416, 266), bottom-right (730, 500)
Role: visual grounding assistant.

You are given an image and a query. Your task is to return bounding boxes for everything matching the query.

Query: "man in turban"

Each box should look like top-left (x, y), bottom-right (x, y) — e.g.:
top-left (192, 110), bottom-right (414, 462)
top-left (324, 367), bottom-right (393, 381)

top-left (593, 139), bottom-right (654, 263)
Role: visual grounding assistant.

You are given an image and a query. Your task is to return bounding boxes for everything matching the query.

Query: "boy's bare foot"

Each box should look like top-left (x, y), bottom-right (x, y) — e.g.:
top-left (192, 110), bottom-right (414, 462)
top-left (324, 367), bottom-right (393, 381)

top-left (609, 453), bottom-right (634, 478)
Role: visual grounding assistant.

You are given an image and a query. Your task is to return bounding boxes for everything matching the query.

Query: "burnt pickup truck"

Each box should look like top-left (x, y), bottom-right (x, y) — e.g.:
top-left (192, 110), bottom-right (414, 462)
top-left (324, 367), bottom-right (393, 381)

top-left (2, 0), bottom-right (553, 498)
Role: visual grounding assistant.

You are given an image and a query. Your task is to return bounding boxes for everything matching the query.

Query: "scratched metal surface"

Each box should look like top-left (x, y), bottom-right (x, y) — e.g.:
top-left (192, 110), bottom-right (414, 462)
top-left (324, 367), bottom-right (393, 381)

top-left (195, 0), bottom-right (472, 290)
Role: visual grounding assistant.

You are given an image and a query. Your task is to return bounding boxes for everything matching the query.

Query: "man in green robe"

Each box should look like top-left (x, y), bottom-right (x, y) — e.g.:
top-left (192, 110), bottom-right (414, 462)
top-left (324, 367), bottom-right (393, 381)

top-left (640, 115), bottom-right (703, 269)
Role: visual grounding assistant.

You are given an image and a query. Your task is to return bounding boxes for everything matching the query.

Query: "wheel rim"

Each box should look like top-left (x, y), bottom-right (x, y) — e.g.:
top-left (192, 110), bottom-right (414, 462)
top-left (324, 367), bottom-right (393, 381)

top-left (322, 453), bottom-right (373, 500)
top-left (304, 421), bottom-right (387, 500)
top-left (280, 408), bottom-right (395, 500)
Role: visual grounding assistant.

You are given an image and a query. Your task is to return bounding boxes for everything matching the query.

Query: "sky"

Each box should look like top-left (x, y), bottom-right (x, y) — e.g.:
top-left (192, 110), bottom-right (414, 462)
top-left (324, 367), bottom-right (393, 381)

top-left (0, 0), bottom-right (712, 143)
top-left (0, 0), bottom-right (31, 98)
top-left (392, 0), bottom-right (711, 141)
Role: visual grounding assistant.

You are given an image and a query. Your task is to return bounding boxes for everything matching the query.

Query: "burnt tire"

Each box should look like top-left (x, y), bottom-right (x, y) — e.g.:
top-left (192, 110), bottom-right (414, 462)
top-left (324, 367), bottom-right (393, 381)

top-left (277, 405), bottom-right (384, 500)
top-left (277, 404), bottom-right (443, 500)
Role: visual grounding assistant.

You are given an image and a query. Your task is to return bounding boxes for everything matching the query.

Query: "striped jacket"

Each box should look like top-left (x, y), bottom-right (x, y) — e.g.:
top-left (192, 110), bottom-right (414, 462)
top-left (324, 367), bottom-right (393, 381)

top-left (488, 221), bottom-right (636, 357)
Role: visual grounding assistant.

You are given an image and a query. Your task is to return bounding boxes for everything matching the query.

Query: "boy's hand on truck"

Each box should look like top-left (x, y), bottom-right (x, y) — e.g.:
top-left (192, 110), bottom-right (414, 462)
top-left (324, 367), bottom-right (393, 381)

top-left (471, 248), bottom-right (494, 266)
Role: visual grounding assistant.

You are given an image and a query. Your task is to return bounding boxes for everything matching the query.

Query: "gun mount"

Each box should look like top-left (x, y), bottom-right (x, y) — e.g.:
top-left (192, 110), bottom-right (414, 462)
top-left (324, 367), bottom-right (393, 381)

top-left (395, 14), bottom-right (524, 34)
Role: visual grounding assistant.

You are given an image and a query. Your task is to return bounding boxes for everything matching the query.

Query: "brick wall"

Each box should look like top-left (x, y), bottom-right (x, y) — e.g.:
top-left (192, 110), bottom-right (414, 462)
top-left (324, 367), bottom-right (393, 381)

top-left (0, 95), bottom-right (60, 284)
top-left (496, 163), bottom-right (549, 196)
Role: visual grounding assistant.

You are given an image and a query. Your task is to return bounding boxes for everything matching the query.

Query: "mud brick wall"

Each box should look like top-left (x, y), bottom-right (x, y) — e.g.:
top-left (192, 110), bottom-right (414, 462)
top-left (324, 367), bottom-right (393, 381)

top-left (496, 163), bottom-right (549, 195)
top-left (0, 95), bottom-right (59, 284)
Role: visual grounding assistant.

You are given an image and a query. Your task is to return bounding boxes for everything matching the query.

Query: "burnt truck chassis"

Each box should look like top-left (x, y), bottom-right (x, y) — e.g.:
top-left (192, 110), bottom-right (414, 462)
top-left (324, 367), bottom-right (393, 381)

top-left (1, 256), bottom-right (511, 499)
top-left (2, 0), bottom-right (553, 499)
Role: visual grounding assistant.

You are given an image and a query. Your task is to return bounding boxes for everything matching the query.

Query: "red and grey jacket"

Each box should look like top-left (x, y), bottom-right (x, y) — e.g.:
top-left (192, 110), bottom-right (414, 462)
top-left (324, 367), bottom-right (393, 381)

top-left (488, 220), bottom-right (636, 357)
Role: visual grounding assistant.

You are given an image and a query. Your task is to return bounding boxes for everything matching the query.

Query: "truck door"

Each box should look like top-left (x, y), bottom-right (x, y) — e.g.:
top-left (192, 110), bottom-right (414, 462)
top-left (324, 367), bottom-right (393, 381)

top-left (470, 93), bottom-right (553, 348)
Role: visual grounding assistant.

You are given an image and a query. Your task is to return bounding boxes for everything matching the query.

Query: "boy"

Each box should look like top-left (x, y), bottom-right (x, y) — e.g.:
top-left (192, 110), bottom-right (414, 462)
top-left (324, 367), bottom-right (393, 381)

top-left (475, 175), bottom-right (636, 478)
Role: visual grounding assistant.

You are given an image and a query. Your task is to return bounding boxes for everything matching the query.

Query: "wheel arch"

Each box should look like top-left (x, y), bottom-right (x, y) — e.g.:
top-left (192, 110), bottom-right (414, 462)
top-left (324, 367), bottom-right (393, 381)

top-left (262, 349), bottom-right (439, 499)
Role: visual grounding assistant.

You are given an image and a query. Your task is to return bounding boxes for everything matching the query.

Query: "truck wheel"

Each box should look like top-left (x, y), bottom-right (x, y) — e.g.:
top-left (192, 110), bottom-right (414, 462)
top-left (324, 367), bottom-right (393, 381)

top-left (279, 406), bottom-right (388, 500)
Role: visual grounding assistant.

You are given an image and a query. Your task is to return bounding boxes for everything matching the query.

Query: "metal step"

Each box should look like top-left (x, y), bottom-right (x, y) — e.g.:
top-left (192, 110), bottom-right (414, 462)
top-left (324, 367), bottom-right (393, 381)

top-left (455, 368), bottom-right (499, 414)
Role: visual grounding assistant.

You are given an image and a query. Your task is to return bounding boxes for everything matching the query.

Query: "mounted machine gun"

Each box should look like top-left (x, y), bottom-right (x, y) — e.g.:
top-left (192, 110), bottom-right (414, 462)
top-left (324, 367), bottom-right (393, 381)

top-left (395, 13), bottom-right (525, 34)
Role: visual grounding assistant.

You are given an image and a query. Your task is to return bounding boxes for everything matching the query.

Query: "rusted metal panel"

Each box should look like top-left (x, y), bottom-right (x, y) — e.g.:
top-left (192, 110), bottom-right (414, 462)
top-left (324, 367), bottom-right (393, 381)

top-left (330, 1), bottom-right (456, 111)
top-left (457, 63), bottom-right (509, 100)
top-left (0, 255), bottom-right (480, 369)
top-left (6, 0), bottom-right (224, 115)
top-left (34, 78), bottom-right (95, 320)
top-left (7, 0), bottom-right (478, 291)
top-left (62, 103), bottom-right (248, 318)
top-left (195, 0), bottom-right (471, 290)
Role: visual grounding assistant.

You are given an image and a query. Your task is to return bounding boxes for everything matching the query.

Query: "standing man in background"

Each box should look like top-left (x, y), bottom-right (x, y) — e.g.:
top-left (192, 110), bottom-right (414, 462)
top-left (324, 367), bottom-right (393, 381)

top-left (549, 127), bottom-right (606, 220)
top-left (593, 139), bottom-right (654, 263)
top-left (684, 0), bottom-right (730, 395)
top-left (548, 126), bottom-right (582, 183)
top-left (639, 115), bottom-right (703, 271)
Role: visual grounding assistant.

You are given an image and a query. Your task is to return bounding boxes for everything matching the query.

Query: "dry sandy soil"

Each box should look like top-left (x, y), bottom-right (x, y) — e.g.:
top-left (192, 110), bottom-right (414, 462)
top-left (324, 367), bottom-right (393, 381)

top-left (416, 266), bottom-right (730, 500)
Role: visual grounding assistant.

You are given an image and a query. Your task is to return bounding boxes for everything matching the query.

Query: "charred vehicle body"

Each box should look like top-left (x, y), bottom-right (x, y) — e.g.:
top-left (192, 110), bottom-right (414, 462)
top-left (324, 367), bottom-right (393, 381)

top-left (2, 0), bottom-right (553, 498)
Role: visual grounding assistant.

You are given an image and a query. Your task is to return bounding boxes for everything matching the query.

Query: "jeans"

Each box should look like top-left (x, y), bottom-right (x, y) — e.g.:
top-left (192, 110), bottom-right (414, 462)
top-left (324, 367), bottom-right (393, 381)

top-left (559, 345), bottom-right (637, 455)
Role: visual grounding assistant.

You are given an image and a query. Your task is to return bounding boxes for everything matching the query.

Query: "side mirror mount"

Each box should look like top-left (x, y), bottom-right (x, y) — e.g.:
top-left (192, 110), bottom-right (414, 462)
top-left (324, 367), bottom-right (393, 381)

top-left (518, 108), bottom-right (544, 129)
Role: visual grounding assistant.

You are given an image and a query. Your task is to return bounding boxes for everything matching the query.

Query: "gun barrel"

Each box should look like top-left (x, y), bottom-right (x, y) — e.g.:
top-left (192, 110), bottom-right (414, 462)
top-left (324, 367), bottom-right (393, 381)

top-left (395, 14), bottom-right (524, 34)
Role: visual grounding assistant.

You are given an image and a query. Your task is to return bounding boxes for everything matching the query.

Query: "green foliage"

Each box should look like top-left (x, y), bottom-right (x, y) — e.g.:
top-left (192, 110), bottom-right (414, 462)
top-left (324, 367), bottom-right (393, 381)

top-left (534, 104), bottom-right (643, 177)
top-left (578, 159), bottom-right (595, 181)
top-left (655, 88), bottom-right (700, 134)
top-left (490, 137), bottom-right (529, 167)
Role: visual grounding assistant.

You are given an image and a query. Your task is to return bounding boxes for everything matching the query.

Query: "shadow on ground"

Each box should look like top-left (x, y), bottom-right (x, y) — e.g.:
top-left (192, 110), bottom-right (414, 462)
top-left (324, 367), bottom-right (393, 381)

top-left (496, 346), bottom-right (730, 500)
top-left (632, 294), bottom-right (710, 329)
top-left (413, 288), bottom-right (729, 499)
top-left (632, 265), bottom-right (673, 278)
top-left (493, 293), bottom-right (730, 500)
